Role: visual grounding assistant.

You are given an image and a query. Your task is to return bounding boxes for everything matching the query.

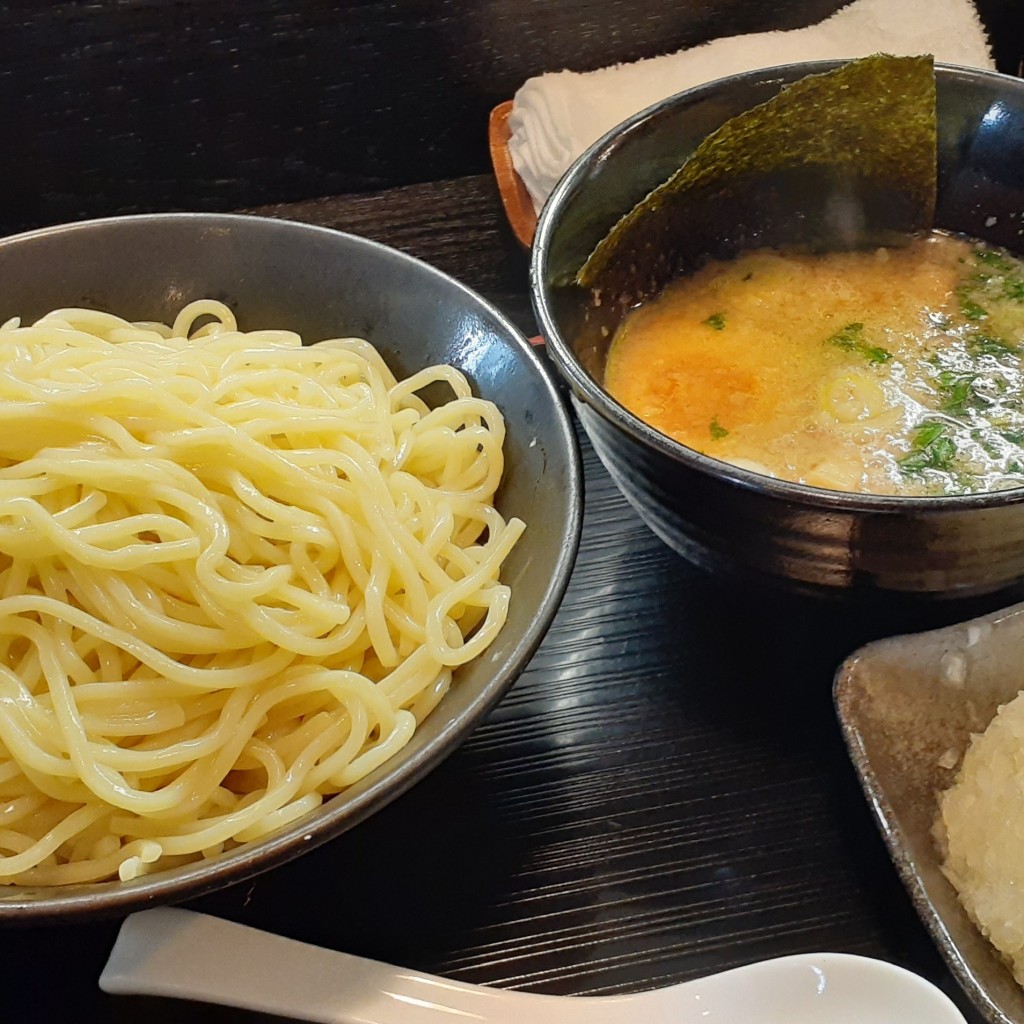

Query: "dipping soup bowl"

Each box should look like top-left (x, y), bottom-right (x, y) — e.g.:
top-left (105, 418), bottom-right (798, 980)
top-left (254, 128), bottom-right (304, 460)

top-left (532, 62), bottom-right (1024, 597)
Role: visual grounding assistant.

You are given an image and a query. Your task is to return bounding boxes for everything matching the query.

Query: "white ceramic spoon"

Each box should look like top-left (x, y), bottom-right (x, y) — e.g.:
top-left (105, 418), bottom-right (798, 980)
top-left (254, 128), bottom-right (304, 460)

top-left (100, 906), bottom-right (969, 1024)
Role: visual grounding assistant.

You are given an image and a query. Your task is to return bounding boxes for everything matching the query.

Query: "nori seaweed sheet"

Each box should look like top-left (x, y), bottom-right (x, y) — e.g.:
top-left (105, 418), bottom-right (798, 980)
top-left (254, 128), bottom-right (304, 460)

top-left (576, 54), bottom-right (937, 313)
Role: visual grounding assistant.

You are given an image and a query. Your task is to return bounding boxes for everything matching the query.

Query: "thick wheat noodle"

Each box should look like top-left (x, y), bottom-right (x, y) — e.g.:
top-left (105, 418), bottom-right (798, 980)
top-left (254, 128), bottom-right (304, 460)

top-left (0, 299), bottom-right (524, 885)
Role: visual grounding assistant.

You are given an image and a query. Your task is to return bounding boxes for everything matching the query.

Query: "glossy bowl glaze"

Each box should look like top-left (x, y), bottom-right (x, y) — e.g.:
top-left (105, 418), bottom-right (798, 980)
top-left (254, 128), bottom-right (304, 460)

top-left (0, 213), bottom-right (582, 921)
top-left (532, 62), bottom-right (1024, 597)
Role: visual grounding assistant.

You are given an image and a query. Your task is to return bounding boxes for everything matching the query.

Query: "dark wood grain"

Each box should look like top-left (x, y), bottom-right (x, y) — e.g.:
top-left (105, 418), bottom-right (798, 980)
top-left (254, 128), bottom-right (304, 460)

top-left (3, 0), bottom-right (1020, 234)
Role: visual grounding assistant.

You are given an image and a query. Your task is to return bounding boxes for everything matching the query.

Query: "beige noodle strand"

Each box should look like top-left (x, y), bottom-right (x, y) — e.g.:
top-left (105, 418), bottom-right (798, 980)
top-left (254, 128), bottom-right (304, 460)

top-left (0, 302), bottom-right (524, 885)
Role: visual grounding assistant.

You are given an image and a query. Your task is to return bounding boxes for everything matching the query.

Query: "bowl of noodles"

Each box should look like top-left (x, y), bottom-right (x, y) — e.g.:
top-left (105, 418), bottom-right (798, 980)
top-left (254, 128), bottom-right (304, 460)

top-left (532, 58), bottom-right (1024, 597)
top-left (0, 212), bottom-right (582, 920)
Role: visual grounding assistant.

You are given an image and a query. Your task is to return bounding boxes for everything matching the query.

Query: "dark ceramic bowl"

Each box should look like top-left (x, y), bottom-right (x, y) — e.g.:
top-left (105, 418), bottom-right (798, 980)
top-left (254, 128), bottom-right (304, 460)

top-left (533, 61), bottom-right (1024, 597)
top-left (0, 213), bottom-right (582, 921)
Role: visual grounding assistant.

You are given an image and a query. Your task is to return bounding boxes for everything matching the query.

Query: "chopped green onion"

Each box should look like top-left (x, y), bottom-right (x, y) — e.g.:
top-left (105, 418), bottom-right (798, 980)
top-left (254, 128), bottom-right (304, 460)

top-left (824, 322), bottom-right (892, 364)
top-left (899, 426), bottom-right (957, 475)
top-left (1005, 279), bottom-right (1024, 302)
top-left (976, 249), bottom-right (1016, 272)
top-left (958, 291), bottom-right (988, 321)
top-left (967, 333), bottom-right (1017, 357)
top-left (912, 421), bottom-right (947, 449)
top-left (937, 372), bottom-right (982, 415)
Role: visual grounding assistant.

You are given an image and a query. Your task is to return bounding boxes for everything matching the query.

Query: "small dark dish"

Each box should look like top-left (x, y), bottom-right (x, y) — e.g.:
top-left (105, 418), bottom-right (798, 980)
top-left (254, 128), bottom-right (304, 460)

top-left (532, 61), bottom-right (1024, 597)
top-left (0, 212), bottom-right (582, 921)
top-left (836, 604), bottom-right (1024, 1024)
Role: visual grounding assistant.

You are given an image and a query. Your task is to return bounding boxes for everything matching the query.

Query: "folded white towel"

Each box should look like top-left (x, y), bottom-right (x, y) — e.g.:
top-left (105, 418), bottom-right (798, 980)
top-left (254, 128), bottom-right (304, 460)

top-left (508, 0), bottom-right (994, 214)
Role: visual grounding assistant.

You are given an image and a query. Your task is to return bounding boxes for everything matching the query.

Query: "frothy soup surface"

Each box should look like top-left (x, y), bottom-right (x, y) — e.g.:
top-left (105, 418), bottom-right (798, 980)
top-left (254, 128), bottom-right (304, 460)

top-left (604, 233), bottom-right (1024, 495)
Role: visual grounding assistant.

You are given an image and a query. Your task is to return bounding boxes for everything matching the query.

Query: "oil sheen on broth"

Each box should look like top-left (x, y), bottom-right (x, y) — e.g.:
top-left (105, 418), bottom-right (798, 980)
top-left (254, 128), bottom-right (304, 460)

top-left (603, 233), bottom-right (1024, 495)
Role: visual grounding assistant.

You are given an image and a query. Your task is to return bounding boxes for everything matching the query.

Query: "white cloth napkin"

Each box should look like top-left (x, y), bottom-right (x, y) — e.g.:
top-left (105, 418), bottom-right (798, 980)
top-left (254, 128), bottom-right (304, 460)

top-left (508, 0), bottom-right (994, 214)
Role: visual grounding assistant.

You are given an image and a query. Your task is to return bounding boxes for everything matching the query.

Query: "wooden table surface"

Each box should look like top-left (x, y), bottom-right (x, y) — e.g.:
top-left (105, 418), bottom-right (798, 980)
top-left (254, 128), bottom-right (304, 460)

top-left (3, 3), bottom-right (1024, 1019)
top-left (3, 0), bottom-right (1021, 234)
top-left (7, 172), bottom-right (1024, 1022)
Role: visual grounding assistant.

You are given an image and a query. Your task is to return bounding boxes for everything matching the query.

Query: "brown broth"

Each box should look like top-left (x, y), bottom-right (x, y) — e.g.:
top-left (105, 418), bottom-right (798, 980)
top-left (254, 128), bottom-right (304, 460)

top-left (604, 233), bottom-right (1024, 496)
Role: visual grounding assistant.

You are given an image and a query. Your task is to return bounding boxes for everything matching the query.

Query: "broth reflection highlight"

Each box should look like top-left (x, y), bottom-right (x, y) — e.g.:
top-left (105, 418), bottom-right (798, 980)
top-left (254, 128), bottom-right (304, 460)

top-left (604, 233), bottom-right (1024, 496)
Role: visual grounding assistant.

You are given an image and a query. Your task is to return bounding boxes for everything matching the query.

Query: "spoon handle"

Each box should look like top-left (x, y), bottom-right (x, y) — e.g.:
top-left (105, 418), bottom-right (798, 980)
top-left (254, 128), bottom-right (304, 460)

top-left (100, 907), bottom-right (970, 1024)
top-left (100, 906), bottom-right (581, 1024)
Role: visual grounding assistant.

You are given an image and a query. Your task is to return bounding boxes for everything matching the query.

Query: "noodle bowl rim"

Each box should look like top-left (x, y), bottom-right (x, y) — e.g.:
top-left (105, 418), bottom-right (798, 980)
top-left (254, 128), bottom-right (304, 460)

top-left (0, 212), bottom-right (582, 920)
